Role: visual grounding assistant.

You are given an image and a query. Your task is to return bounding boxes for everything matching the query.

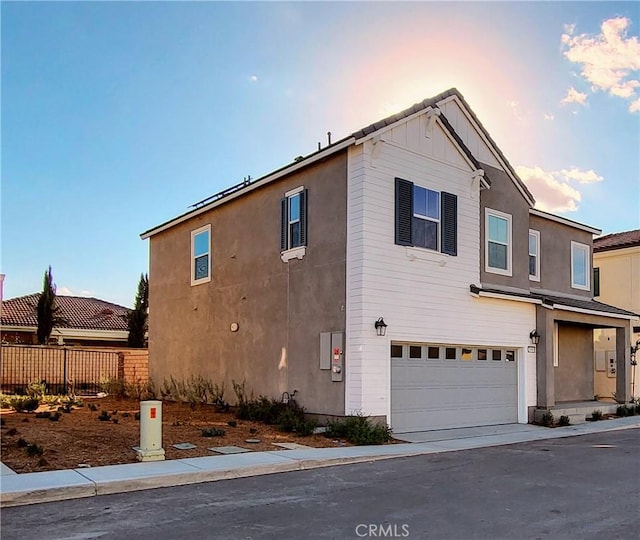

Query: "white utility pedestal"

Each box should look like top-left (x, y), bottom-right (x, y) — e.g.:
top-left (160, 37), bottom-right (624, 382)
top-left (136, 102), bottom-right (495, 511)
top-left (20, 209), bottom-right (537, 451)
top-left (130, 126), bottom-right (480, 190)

top-left (135, 400), bottom-right (165, 462)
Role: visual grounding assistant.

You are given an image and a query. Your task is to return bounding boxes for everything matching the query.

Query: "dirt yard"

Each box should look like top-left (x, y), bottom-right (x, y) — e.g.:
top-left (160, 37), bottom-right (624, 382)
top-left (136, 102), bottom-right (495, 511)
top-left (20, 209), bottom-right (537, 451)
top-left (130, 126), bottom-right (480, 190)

top-left (0, 396), bottom-right (349, 473)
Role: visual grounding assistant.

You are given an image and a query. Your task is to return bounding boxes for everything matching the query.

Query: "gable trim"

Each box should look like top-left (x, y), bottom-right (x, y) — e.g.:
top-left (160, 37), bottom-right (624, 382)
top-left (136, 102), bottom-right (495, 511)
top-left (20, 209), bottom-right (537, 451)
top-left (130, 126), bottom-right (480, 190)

top-left (530, 208), bottom-right (600, 235)
top-left (437, 94), bottom-right (536, 207)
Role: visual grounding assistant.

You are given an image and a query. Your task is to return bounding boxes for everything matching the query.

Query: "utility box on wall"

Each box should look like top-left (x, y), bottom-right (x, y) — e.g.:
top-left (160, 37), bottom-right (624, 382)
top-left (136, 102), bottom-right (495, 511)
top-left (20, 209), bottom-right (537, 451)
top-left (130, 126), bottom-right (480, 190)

top-left (320, 331), bottom-right (344, 382)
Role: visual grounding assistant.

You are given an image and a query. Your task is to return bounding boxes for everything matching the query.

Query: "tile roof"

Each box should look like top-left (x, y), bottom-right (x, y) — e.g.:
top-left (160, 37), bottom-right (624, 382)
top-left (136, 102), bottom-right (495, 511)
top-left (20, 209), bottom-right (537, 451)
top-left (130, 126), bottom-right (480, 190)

top-left (470, 285), bottom-right (638, 318)
top-left (1, 294), bottom-right (130, 332)
top-left (594, 229), bottom-right (640, 253)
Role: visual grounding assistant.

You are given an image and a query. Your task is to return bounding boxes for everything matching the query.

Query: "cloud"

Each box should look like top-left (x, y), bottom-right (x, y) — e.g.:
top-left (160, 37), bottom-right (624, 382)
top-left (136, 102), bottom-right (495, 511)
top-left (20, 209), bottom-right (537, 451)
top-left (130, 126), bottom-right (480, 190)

top-left (630, 97), bottom-right (640, 113)
top-left (561, 17), bottom-right (640, 112)
top-left (249, 75), bottom-right (258, 82)
top-left (561, 86), bottom-right (588, 106)
top-left (543, 113), bottom-right (554, 120)
top-left (57, 286), bottom-right (94, 297)
top-left (516, 165), bottom-right (603, 213)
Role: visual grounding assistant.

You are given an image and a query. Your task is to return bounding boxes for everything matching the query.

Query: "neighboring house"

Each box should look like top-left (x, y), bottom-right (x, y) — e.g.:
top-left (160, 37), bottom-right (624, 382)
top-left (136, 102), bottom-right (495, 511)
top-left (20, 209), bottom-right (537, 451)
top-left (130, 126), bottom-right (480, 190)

top-left (1, 294), bottom-right (130, 347)
top-left (141, 88), bottom-right (637, 433)
top-left (593, 230), bottom-right (640, 400)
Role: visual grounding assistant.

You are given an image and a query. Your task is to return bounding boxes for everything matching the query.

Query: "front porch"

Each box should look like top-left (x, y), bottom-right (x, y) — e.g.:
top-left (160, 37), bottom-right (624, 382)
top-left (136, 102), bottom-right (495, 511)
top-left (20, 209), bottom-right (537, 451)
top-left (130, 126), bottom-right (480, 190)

top-left (532, 399), bottom-right (621, 425)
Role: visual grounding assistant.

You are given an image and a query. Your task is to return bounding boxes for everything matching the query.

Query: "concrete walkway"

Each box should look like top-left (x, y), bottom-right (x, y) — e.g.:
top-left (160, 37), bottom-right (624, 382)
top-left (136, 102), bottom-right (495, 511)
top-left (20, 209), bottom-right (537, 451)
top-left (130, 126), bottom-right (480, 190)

top-left (1, 416), bottom-right (637, 508)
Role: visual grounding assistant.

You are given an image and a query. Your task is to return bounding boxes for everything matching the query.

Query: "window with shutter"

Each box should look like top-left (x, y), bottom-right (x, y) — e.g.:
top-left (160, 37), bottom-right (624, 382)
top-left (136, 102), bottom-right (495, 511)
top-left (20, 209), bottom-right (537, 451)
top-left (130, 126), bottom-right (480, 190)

top-left (395, 177), bottom-right (457, 256)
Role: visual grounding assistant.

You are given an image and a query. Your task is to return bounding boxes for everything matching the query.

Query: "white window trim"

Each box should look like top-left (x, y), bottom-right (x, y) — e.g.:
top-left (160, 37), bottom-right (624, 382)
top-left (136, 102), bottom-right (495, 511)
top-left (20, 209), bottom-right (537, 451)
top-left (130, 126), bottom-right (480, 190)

top-left (412, 185), bottom-right (441, 252)
top-left (528, 229), bottom-right (540, 282)
top-left (191, 224), bottom-right (211, 286)
top-left (284, 185), bottom-right (304, 198)
top-left (280, 246), bottom-right (306, 262)
top-left (570, 241), bottom-right (590, 290)
top-left (485, 208), bottom-right (512, 276)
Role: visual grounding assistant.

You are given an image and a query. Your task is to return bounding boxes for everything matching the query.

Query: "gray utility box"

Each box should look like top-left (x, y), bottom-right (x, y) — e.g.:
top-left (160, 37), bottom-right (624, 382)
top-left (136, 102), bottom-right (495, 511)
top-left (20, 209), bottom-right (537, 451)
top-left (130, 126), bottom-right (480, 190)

top-left (320, 331), bottom-right (344, 382)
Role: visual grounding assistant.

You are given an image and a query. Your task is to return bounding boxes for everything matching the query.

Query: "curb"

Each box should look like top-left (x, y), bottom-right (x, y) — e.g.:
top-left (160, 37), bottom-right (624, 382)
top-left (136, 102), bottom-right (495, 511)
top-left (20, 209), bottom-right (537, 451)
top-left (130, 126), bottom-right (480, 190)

top-left (1, 418), bottom-right (638, 508)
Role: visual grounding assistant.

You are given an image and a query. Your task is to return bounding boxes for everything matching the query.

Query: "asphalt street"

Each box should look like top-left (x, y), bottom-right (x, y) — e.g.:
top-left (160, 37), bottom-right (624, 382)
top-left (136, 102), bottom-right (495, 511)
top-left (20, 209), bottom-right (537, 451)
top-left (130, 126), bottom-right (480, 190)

top-left (1, 429), bottom-right (638, 540)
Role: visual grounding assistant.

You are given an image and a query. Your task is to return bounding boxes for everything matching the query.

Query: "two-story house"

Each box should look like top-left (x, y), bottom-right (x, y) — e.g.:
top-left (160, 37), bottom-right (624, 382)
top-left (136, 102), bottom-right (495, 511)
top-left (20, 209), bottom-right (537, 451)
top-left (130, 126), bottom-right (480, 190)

top-left (141, 89), bottom-right (636, 433)
top-left (593, 230), bottom-right (640, 400)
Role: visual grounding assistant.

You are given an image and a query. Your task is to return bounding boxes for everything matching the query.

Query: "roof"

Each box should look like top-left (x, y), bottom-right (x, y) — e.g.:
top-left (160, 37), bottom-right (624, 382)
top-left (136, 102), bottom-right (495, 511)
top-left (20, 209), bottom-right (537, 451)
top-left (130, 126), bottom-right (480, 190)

top-left (470, 285), bottom-right (639, 319)
top-left (140, 88), bottom-right (541, 239)
top-left (1, 294), bottom-right (130, 332)
top-left (594, 229), bottom-right (640, 253)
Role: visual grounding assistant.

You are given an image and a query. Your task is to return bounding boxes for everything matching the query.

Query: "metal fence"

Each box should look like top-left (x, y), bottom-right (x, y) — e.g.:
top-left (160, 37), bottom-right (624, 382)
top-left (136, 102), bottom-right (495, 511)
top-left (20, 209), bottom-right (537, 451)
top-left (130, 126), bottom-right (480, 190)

top-left (0, 345), bottom-right (120, 395)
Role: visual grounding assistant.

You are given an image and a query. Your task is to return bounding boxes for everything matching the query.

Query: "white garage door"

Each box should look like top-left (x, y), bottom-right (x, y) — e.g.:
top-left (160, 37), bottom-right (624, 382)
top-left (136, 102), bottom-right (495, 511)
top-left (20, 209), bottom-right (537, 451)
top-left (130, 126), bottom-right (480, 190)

top-left (391, 343), bottom-right (518, 433)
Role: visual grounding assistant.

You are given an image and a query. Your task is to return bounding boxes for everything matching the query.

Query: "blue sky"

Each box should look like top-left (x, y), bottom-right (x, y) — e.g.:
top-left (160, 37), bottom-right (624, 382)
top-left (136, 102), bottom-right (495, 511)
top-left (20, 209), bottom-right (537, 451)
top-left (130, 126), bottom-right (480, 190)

top-left (2, 1), bottom-right (639, 307)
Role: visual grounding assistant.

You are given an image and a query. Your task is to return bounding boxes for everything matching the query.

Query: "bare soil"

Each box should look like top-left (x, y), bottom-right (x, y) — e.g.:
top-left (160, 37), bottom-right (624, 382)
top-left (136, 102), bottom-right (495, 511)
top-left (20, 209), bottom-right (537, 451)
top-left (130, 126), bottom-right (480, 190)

top-left (0, 396), bottom-right (349, 473)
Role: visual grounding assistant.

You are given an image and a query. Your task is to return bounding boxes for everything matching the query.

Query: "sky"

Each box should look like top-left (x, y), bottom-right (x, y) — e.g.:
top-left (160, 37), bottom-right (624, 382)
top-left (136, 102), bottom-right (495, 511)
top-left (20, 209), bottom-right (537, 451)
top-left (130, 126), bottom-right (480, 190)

top-left (2, 1), bottom-right (639, 308)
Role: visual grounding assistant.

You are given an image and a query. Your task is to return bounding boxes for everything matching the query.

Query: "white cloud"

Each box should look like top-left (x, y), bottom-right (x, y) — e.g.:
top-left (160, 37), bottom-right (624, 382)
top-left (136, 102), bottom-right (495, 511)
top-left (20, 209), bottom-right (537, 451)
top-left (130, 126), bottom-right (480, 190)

top-left (557, 167), bottom-right (603, 184)
top-left (57, 286), bottom-right (94, 297)
top-left (561, 17), bottom-right (640, 112)
top-left (543, 113), bottom-right (555, 120)
top-left (630, 97), bottom-right (640, 113)
top-left (516, 165), bottom-right (604, 213)
top-left (250, 75), bottom-right (258, 82)
top-left (561, 86), bottom-right (588, 106)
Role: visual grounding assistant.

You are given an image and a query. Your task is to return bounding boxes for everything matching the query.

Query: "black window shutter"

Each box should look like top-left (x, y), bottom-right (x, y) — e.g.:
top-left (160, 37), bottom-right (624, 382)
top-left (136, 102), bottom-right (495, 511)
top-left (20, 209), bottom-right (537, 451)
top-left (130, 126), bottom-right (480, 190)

top-left (280, 198), bottom-right (287, 251)
top-left (299, 189), bottom-right (308, 246)
top-left (395, 178), bottom-right (413, 246)
top-left (441, 191), bottom-right (457, 256)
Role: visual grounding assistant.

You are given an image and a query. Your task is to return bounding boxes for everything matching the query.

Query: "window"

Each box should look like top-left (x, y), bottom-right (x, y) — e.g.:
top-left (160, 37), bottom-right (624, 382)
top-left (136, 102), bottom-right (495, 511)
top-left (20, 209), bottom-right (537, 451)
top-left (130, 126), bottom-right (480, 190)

top-left (409, 345), bottom-right (422, 359)
top-left (477, 349), bottom-right (487, 361)
top-left (280, 187), bottom-right (307, 255)
top-left (506, 350), bottom-right (516, 362)
top-left (391, 344), bottom-right (403, 358)
top-left (571, 241), bottom-right (590, 290)
top-left (528, 230), bottom-right (540, 281)
top-left (486, 209), bottom-right (512, 275)
top-left (445, 347), bottom-right (457, 360)
top-left (395, 178), bottom-right (457, 255)
top-left (413, 185), bottom-right (440, 250)
top-left (461, 348), bottom-right (473, 361)
top-left (593, 267), bottom-right (600, 297)
top-left (492, 350), bottom-right (502, 361)
top-left (427, 346), bottom-right (440, 359)
top-left (191, 225), bottom-right (211, 286)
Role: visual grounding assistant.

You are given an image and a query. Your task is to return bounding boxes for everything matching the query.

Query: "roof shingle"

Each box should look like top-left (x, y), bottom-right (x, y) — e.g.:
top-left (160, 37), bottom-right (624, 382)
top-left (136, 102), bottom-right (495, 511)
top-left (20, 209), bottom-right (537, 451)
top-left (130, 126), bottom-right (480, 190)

top-left (1, 294), bottom-right (130, 332)
top-left (594, 230), bottom-right (640, 253)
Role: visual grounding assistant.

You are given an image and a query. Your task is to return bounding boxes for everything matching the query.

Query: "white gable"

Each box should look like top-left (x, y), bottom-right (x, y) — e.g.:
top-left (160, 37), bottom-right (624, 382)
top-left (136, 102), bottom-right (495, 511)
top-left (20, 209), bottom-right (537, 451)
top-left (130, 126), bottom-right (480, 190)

top-left (439, 98), bottom-right (501, 168)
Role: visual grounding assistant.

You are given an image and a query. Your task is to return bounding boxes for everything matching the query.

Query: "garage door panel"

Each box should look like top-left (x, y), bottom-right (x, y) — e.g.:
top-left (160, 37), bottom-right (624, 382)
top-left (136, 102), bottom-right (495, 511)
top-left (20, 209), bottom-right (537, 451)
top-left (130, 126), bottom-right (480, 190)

top-left (391, 345), bottom-right (518, 433)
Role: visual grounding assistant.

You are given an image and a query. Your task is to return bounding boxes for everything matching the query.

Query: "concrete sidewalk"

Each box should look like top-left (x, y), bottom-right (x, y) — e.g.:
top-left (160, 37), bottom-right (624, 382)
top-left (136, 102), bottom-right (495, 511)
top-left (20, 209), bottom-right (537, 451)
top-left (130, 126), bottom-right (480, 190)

top-left (1, 416), bottom-right (638, 508)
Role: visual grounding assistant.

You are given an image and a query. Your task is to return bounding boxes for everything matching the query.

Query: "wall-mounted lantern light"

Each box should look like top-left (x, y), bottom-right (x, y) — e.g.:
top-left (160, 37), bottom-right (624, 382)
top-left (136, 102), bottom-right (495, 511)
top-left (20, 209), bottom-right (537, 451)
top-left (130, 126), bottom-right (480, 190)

top-left (529, 330), bottom-right (540, 345)
top-left (374, 317), bottom-right (388, 337)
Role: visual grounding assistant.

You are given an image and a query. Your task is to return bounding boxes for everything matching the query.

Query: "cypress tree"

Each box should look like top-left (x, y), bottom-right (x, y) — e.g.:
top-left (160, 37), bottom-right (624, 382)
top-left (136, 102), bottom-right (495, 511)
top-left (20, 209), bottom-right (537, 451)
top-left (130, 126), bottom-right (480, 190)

top-left (36, 266), bottom-right (63, 344)
top-left (126, 273), bottom-right (149, 348)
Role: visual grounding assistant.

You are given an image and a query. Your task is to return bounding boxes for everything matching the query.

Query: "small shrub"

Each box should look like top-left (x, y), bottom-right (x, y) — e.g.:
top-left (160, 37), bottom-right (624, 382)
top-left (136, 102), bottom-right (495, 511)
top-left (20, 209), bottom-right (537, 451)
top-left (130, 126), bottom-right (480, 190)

top-left (540, 411), bottom-right (554, 427)
top-left (35, 411), bottom-right (52, 419)
top-left (591, 410), bottom-right (603, 421)
top-left (626, 405), bottom-right (637, 416)
top-left (112, 418), bottom-right (119, 424)
top-left (202, 427), bottom-right (226, 437)
top-left (6, 428), bottom-right (17, 436)
top-left (9, 396), bottom-right (40, 412)
top-left (636, 403), bottom-right (640, 415)
top-left (100, 376), bottom-right (126, 397)
top-left (325, 415), bottom-right (392, 445)
top-left (26, 443), bottom-right (44, 457)
top-left (558, 415), bottom-right (570, 426)
top-left (0, 417), bottom-right (5, 426)
top-left (134, 412), bottom-right (140, 421)
top-left (122, 412), bottom-right (131, 418)
top-left (227, 420), bottom-right (237, 428)
top-left (0, 393), bottom-right (12, 409)
top-left (49, 412), bottom-right (61, 422)
top-left (17, 438), bottom-right (28, 448)
top-left (37, 457), bottom-right (48, 467)
top-left (98, 411), bottom-right (111, 422)
top-left (616, 405), bottom-right (628, 417)
top-left (88, 403), bottom-right (98, 412)
top-left (21, 418), bottom-right (29, 423)
top-left (27, 381), bottom-right (47, 399)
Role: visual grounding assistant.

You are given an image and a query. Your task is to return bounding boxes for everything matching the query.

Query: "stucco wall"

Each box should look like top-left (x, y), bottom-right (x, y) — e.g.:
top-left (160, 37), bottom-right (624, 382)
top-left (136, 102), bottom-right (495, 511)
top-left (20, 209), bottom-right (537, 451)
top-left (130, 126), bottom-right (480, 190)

top-left (148, 152), bottom-right (348, 416)
top-left (479, 163), bottom-right (531, 291)
top-left (555, 324), bottom-right (594, 402)
top-left (529, 214), bottom-right (594, 298)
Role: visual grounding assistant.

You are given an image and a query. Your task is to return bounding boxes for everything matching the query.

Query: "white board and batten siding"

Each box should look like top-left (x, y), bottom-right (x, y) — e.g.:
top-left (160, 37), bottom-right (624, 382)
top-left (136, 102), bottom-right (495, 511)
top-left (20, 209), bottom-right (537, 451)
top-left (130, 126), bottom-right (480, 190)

top-left (345, 112), bottom-right (536, 430)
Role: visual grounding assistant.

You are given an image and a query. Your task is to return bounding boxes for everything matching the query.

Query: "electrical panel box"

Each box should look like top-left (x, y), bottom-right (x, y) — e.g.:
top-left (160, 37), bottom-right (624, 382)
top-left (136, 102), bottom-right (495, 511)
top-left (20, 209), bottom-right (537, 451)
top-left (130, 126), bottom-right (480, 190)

top-left (595, 350), bottom-right (606, 372)
top-left (331, 332), bottom-right (344, 382)
top-left (606, 350), bottom-right (616, 378)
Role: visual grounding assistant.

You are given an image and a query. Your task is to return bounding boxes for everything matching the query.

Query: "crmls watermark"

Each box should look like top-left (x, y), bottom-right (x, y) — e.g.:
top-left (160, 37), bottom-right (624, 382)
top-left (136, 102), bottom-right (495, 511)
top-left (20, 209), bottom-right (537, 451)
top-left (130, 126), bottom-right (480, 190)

top-left (355, 523), bottom-right (410, 538)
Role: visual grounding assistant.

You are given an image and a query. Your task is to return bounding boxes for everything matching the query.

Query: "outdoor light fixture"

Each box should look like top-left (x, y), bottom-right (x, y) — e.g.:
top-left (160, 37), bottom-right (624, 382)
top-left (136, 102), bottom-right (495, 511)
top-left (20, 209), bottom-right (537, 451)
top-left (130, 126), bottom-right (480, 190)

top-left (529, 329), bottom-right (540, 345)
top-left (374, 317), bottom-right (388, 337)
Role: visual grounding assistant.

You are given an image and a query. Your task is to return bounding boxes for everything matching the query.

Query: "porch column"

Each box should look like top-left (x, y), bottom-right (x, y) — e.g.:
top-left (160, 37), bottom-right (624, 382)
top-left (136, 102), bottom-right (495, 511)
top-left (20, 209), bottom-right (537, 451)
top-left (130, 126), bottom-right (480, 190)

top-left (616, 325), bottom-right (631, 403)
top-left (536, 306), bottom-right (555, 408)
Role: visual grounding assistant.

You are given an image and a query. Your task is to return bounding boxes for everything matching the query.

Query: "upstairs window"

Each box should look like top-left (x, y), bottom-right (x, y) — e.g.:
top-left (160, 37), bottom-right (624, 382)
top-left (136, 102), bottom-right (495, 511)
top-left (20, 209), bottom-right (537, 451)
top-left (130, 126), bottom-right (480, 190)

top-left (191, 224), bottom-right (211, 286)
top-left (593, 267), bottom-right (600, 297)
top-left (486, 209), bottom-right (512, 276)
top-left (571, 241), bottom-right (590, 290)
top-left (529, 230), bottom-right (540, 281)
top-left (280, 187), bottom-right (307, 256)
top-left (395, 178), bottom-right (457, 256)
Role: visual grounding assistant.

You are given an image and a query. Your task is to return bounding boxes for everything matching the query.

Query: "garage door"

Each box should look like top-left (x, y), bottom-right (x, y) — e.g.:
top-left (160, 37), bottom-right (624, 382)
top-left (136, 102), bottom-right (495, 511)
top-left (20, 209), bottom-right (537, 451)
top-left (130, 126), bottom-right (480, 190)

top-left (391, 343), bottom-right (518, 433)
